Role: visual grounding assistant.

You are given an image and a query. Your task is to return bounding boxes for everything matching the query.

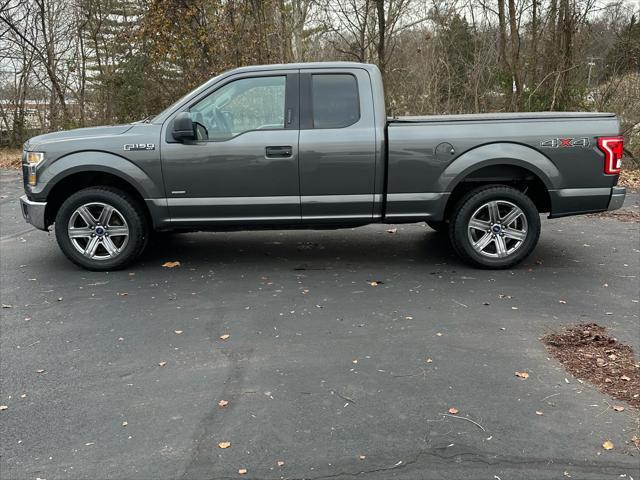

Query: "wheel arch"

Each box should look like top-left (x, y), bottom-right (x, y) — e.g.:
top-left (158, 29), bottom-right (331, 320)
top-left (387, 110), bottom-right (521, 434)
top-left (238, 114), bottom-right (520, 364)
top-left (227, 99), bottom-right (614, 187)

top-left (37, 151), bottom-right (163, 229)
top-left (44, 170), bottom-right (153, 230)
top-left (441, 143), bottom-right (558, 219)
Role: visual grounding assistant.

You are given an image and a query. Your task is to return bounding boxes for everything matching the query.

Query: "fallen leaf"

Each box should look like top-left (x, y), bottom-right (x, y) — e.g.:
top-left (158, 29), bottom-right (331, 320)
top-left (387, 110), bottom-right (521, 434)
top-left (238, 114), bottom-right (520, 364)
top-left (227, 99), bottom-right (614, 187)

top-left (218, 400), bottom-right (228, 407)
top-left (218, 441), bottom-right (231, 449)
top-left (515, 371), bottom-right (529, 379)
top-left (535, 411), bottom-right (544, 416)
top-left (122, 421), bottom-right (128, 427)
top-left (602, 440), bottom-right (614, 450)
top-left (219, 334), bottom-right (230, 340)
top-left (426, 358), bottom-right (433, 363)
top-left (238, 468), bottom-right (247, 475)
top-left (368, 280), bottom-right (383, 286)
top-left (277, 460), bottom-right (285, 467)
top-left (0, 405), bottom-right (8, 411)
top-left (448, 407), bottom-right (459, 414)
top-left (612, 405), bottom-right (625, 412)
top-left (174, 330), bottom-right (183, 335)
top-left (621, 375), bottom-right (631, 381)
top-left (158, 361), bottom-right (167, 367)
top-left (162, 261), bottom-right (181, 268)
top-left (358, 455), bottom-right (366, 460)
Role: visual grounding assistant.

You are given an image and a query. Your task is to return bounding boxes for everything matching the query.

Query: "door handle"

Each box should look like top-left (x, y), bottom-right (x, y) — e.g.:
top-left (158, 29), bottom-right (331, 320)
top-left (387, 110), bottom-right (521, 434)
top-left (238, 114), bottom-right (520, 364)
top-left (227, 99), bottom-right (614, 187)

top-left (265, 146), bottom-right (293, 158)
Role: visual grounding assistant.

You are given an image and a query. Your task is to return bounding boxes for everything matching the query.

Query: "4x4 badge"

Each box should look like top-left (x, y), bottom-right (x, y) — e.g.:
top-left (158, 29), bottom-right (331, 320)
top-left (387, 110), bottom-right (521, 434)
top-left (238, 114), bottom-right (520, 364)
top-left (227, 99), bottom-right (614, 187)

top-left (124, 143), bottom-right (155, 151)
top-left (540, 138), bottom-right (589, 148)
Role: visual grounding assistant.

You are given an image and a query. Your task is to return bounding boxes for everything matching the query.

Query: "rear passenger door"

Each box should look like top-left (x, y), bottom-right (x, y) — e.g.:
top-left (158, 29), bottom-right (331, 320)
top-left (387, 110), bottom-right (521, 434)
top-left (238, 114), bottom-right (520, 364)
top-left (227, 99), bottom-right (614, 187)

top-left (298, 69), bottom-right (377, 223)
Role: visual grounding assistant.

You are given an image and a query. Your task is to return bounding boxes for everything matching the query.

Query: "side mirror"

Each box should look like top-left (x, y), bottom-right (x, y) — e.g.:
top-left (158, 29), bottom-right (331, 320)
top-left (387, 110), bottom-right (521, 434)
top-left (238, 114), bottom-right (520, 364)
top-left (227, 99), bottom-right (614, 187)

top-left (172, 112), bottom-right (195, 141)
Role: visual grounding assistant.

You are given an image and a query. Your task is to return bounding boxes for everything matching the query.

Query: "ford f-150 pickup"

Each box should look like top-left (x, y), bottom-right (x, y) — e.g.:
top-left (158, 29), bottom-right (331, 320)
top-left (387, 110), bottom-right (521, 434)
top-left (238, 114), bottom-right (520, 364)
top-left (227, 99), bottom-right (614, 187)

top-left (20, 62), bottom-right (626, 270)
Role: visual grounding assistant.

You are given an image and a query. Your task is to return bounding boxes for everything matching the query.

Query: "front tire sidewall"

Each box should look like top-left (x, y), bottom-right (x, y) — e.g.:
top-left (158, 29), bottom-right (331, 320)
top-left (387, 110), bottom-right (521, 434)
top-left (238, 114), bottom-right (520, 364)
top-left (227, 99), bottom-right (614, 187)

top-left (55, 188), bottom-right (147, 271)
top-left (451, 187), bottom-right (541, 269)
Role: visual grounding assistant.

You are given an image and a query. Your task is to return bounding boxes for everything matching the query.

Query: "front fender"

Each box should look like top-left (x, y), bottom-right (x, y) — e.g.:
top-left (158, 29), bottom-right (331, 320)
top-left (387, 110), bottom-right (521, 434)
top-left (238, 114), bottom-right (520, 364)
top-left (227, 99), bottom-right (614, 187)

top-left (439, 143), bottom-right (562, 192)
top-left (32, 150), bottom-right (163, 200)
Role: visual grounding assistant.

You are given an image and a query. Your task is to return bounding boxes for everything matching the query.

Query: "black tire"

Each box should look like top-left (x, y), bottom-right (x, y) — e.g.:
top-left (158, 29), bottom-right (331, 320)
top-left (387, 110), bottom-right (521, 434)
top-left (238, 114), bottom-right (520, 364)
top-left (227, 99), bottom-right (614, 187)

top-left (448, 185), bottom-right (541, 269)
top-left (426, 220), bottom-right (448, 233)
top-left (54, 187), bottom-right (149, 271)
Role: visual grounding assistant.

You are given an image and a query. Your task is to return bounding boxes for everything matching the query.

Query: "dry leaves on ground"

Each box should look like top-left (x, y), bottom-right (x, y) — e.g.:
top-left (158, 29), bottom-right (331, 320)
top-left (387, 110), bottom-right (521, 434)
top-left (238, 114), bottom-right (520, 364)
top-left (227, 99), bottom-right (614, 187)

top-left (542, 323), bottom-right (639, 408)
top-left (602, 440), bottom-right (614, 450)
top-left (162, 261), bottom-right (181, 268)
top-left (619, 167), bottom-right (640, 190)
top-left (448, 407), bottom-right (459, 414)
top-left (0, 149), bottom-right (21, 169)
top-left (219, 334), bottom-right (230, 340)
top-left (218, 441), bottom-right (231, 449)
top-left (515, 371), bottom-right (530, 379)
top-left (218, 400), bottom-right (228, 407)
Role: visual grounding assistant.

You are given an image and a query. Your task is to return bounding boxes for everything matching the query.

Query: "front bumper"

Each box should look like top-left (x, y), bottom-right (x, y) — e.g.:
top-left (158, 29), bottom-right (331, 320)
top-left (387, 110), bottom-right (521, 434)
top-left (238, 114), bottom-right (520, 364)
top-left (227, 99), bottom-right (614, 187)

top-left (607, 186), bottom-right (626, 211)
top-left (20, 195), bottom-right (48, 231)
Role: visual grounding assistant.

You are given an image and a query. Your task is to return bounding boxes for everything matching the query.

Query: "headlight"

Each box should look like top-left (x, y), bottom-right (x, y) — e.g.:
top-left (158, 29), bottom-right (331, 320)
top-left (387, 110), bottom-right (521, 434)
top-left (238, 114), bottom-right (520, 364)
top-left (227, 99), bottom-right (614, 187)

top-left (26, 152), bottom-right (44, 186)
top-left (26, 152), bottom-right (44, 166)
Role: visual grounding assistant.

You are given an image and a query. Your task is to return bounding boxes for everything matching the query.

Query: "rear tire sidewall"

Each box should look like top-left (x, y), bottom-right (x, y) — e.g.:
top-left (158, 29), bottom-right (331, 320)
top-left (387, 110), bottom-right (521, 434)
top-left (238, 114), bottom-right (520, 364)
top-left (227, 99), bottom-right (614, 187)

top-left (55, 188), bottom-right (147, 271)
top-left (450, 186), bottom-right (541, 269)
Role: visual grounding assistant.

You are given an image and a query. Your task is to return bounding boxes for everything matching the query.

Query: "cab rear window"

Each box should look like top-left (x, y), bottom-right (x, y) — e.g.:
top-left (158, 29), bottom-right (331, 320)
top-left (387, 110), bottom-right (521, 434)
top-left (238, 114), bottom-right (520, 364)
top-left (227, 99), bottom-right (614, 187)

top-left (311, 74), bottom-right (360, 129)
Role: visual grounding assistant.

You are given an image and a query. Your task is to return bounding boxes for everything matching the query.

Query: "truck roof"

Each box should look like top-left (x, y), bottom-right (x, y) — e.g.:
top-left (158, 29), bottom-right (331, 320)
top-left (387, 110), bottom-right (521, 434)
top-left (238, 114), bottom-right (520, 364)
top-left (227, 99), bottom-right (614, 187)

top-left (226, 61), bottom-right (380, 74)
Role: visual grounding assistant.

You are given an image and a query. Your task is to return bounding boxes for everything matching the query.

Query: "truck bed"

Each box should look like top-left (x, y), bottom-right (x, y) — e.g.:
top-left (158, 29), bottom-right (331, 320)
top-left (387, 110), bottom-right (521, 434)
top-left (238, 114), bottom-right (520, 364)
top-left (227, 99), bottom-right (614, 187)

top-left (388, 111), bottom-right (616, 124)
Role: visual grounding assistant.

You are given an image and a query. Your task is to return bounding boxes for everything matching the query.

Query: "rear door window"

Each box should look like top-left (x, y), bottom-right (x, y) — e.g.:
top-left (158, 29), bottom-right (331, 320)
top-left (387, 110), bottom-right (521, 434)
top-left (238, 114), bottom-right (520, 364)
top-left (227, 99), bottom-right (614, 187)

top-left (311, 74), bottom-right (360, 129)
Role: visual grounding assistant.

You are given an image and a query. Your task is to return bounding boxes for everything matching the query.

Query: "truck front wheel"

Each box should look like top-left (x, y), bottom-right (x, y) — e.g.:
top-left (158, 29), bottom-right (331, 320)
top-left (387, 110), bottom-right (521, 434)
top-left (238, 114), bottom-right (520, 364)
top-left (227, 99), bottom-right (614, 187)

top-left (54, 187), bottom-right (149, 271)
top-left (449, 186), bottom-right (540, 269)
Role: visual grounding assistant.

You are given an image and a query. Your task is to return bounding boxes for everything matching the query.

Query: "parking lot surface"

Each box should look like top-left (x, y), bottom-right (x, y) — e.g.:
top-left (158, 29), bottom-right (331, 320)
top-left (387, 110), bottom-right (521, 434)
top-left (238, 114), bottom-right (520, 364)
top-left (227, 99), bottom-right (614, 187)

top-left (1, 169), bottom-right (639, 479)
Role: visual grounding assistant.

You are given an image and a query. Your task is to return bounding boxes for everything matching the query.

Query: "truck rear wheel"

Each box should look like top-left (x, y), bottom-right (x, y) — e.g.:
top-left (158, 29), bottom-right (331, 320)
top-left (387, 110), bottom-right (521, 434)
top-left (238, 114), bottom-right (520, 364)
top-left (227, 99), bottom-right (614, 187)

top-left (54, 187), bottom-right (149, 271)
top-left (449, 185), bottom-right (540, 269)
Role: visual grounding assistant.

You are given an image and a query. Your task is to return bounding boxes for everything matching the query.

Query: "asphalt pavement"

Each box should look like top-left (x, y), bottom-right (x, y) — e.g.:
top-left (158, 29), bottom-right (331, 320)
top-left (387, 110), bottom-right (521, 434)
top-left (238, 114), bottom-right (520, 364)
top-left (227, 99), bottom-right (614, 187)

top-left (1, 168), bottom-right (639, 479)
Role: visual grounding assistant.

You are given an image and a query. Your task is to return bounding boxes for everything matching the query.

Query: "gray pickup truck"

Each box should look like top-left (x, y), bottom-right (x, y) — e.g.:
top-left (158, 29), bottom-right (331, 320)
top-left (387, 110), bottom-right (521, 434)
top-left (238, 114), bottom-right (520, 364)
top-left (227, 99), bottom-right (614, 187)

top-left (20, 62), bottom-right (626, 271)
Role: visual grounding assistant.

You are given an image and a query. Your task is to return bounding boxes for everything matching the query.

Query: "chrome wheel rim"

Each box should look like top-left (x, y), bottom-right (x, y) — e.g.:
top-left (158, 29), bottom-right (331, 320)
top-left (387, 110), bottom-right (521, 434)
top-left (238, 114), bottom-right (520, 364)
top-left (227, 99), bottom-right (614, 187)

top-left (467, 200), bottom-right (528, 259)
top-left (67, 202), bottom-right (129, 260)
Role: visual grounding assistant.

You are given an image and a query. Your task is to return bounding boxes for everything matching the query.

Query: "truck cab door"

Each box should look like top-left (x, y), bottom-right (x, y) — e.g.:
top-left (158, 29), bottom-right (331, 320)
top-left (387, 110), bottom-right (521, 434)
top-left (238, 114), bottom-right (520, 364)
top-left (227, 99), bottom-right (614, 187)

top-left (160, 71), bottom-right (300, 227)
top-left (298, 69), bottom-right (378, 224)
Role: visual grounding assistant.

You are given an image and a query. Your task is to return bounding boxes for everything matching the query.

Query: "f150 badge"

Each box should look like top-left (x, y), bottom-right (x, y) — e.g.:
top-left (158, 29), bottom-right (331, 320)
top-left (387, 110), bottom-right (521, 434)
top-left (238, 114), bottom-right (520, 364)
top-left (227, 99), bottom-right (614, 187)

top-left (124, 143), bottom-right (155, 151)
top-left (540, 137), bottom-right (589, 148)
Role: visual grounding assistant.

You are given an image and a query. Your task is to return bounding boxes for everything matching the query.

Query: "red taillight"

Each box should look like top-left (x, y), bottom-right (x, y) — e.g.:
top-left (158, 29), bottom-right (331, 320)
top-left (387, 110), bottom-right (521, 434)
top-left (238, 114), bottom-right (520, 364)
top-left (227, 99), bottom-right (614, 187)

top-left (597, 136), bottom-right (624, 175)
